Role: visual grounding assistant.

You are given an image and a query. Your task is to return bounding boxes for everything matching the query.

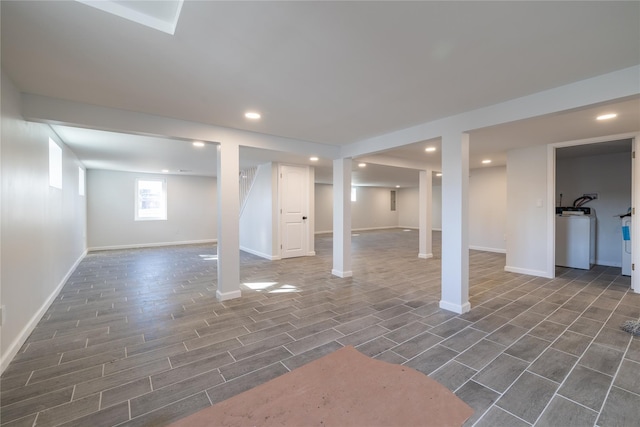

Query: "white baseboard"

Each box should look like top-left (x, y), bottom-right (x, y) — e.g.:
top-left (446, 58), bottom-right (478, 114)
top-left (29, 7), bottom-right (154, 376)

top-left (1, 249), bottom-right (87, 375)
top-left (595, 259), bottom-right (620, 267)
top-left (88, 239), bottom-right (216, 252)
top-left (504, 265), bottom-right (553, 278)
top-left (353, 226), bottom-right (398, 232)
top-left (469, 245), bottom-right (506, 254)
top-left (216, 289), bottom-right (242, 301)
top-left (316, 227), bottom-right (440, 235)
top-left (240, 246), bottom-right (280, 260)
top-left (439, 300), bottom-right (471, 314)
top-left (331, 269), bottom-right (353, 278)
top-left (418, 253), bottom-right (433, 259)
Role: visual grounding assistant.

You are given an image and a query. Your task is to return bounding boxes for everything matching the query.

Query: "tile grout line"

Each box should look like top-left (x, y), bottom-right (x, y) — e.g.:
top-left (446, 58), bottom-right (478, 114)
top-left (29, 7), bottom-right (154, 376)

top-left (529, 275), bottom-right (626, 427)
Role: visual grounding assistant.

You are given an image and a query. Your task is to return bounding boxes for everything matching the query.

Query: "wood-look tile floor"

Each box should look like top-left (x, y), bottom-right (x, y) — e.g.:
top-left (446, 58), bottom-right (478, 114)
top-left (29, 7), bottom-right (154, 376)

top-left (2, 229), bottom-right (640, 426)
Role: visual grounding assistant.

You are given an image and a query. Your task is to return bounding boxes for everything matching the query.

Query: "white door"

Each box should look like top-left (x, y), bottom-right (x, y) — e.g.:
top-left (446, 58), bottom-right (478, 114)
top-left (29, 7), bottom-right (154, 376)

top-left (280, 165), bottom-right (308, 258)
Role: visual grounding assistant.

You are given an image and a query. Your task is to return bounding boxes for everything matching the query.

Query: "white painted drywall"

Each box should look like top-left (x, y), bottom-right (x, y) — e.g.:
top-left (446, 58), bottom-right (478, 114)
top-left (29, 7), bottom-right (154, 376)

top-left (352, 187), bottom-right (399, 230)
top-left (1, 72), bottom-right (87, 372)
top-left (314, 184), bottom-right (402, 233)
top-left (315, 184), bottom-right (333, 233)
top-left (240, 163), bottom-right (276, 259)
top-left (469, 166), bottom-right (507, 253)
top-left (87, 170), bottom-right (216, 250)
top-left (556, 151), bottom-right (631, 267)
top-left (505, 145), bottom-right (550, 276)
top-left (397, 187), bottom-right (419, 228)
top-left (397, 185), bottom-right (442, 230)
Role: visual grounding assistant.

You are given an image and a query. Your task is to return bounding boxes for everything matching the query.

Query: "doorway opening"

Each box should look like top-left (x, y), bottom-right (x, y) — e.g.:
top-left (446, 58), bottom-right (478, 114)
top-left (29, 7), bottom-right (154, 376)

top-left (549, 133), bottom-right (638, 292)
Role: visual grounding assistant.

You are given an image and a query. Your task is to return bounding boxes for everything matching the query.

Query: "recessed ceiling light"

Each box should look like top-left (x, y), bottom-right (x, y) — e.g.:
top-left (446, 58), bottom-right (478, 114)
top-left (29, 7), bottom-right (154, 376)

top-left (161, 169), bottom-right (169, 173)
top-left (597, 113), bottom-right (617, 120)
top-left (436, 173), bottom-right (442, 177)
top-left (425, 147), bottom-right (436, 152)
top-left (395, 185), bottom-right (401, 188)
top-left (482, 159), bottom-right (492, 164)
top-left (192, 141), bottom-right (205, 147)
top-left (310, 156), bottom-right (319, 162)
top-left (245, 112), bottom-right (261, 119)
top-left (358, 163), bottom-right (366, 168)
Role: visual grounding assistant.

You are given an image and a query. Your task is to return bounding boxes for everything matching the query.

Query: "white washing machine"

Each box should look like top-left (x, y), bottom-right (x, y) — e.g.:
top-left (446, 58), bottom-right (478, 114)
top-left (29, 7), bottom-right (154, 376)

top-left (622, 215), bottom-right (632, 276)
top-left (556, 207), bottom-right (596, 270)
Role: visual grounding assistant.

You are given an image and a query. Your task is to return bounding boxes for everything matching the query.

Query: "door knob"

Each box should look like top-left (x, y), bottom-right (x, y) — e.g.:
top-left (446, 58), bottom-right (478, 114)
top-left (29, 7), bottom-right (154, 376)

top-left (303, 216), bottom-right (308, 220)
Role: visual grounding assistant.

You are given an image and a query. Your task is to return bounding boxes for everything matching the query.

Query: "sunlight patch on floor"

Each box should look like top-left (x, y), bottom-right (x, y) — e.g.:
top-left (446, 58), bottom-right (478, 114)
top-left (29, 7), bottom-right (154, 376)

top-left (242, 282), bottom-right (299, 293)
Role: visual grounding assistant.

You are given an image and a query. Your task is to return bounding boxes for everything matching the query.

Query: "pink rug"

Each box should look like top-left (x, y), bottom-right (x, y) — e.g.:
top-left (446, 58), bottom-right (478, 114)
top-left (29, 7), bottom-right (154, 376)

top-left (170, 346), bottom-right (474, 426)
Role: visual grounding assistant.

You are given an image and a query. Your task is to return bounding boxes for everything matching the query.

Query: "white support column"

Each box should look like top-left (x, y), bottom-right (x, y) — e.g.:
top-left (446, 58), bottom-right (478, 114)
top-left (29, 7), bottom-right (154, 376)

top-left (216, 141), bottom-right (242, 301)
top-left (332, 157), bottom-right (352, 278)
top-left (440, 132), bottom-right (470, 314)
top-left (419, 169), bottom-right (433, 259)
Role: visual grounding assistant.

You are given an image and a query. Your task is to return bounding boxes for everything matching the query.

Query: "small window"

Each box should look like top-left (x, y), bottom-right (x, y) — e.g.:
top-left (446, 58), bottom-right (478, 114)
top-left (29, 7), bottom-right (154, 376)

top-left (49, 138), bottom-right (62, 189)
top-left (78, 167), bottom-right (85, 196)
top-left (135, 178), bottom-right (167, 221)
top-left (351, 187), bottom-right (357, 202)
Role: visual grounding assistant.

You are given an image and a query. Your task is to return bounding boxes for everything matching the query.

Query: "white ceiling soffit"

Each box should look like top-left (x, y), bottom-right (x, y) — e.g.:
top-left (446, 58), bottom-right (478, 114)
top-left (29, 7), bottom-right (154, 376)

top-left (76, 0), bottom-right (184, 35)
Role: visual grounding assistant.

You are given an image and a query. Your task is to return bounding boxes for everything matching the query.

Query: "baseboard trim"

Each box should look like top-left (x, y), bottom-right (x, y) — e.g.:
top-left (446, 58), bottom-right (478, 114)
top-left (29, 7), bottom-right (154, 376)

top-left (240, 246), bottom-right (279, 260)
top-left (418, 253), bottom-right (434, 259)
top-left (216, 289), bottom-right (242, 301)
top-left (331, 269), bottom-right (353, 278)
top-left (439, 300), bottom-right (471, 314)
top-left (595, 260), bottom-right (620, 267)
top-left (469, 245), bottom-right (506, 254)
top-left (316, 227), bottom-right (440, 235)
top-left (88, 239), bottom-right (216, 252)
top-left (504, 265), bottom-right (553, 278)
top-left (1, 249), bottom-right (87, 375)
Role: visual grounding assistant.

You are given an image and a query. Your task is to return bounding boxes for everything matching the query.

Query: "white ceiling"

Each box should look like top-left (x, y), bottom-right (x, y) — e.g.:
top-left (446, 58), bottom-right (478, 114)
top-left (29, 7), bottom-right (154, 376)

top-left (2, 1), bottom-right (640, 188)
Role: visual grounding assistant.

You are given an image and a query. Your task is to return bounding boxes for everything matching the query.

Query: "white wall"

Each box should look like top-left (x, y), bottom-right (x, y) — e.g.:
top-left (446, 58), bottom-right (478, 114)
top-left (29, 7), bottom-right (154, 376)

top-left (87, 170), bottom-right (216, 250)
top-left (397, 185), bottom-right (442, 230)
top-left (1, 72), bottom-right (87, 372)
top-left (469, 166), bottom-right (507, 253)
top-left (352, 187), bottom-right (399, 230)
top-left (505, 145), bottom-right (550, 277)
top-left (315, 184), bottom-right (333, 233)
top-left (556, 151), bottom-right (631, 267)
top-left (240, 163), bottom-right (276, 259)
top-left (397, 187), bottom-right (419, 228)
top-left (315, 185), bottom-right (402, 233)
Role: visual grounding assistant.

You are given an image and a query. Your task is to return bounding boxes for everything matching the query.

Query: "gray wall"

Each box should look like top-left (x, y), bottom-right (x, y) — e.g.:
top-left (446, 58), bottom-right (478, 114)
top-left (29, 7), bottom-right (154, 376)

top-left (1, 72), bottom-right (87, 371)
top-left (87, 170), bottom-right (216, 250)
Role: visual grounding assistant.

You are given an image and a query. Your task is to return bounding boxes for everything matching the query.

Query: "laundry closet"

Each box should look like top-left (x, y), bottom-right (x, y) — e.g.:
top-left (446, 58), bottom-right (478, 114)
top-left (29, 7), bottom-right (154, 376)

top-left (555, 139), bottom-right (632, 273)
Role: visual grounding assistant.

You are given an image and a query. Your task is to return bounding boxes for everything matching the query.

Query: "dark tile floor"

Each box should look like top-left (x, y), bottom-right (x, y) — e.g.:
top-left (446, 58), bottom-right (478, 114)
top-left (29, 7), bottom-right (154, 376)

top-left (1, 229), bottom-right (640, 426)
